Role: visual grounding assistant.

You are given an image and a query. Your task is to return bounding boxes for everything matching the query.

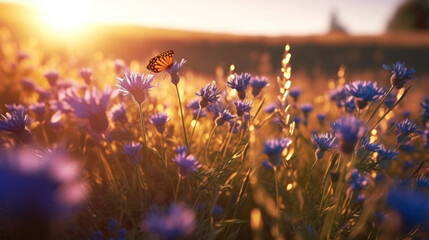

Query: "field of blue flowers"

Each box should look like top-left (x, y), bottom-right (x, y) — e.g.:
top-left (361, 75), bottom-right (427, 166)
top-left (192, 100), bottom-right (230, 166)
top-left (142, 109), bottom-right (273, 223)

top-left (0, 31), bottom-right (428, 240)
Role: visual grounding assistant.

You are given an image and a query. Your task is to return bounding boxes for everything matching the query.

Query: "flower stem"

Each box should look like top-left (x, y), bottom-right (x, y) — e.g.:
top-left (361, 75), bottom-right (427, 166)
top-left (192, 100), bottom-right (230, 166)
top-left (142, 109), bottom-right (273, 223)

top-left (273, 166), bottom-right (280, 234)
top-left (174, 176), bottom-right (182, 202)
top-left (138, 103), bottom-right (149, 177)
top-left (204, 124), bottom-right (217, 160)
top-left (189, 106), bottom-right (202, 150)
top-left (175, 84), bottom-right (189, 147)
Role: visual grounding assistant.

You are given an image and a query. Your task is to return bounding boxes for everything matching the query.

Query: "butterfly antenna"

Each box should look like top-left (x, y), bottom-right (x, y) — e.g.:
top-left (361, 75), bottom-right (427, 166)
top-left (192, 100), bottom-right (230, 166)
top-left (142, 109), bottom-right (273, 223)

top-left (163, 72), bottom-right (167, 81)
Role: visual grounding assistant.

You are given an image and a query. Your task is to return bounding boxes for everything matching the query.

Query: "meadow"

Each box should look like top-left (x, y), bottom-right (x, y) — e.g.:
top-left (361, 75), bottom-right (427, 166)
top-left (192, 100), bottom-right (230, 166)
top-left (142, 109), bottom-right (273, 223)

top-left (0, 21), bottom-right (429, 240)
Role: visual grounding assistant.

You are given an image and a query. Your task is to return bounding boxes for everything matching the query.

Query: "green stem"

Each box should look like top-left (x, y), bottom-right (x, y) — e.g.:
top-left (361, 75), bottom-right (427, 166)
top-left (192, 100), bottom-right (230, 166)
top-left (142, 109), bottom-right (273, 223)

top-left (189, 106), bottom-right (202, 149)
top-left (174, 176), bottom-right (182, 202)
top-left (175, 84), bottom-right (189, 147)
top-left (137, 103), bottom-right (149, 177)
top-left (204, 124), bottom-right (217, 161)
top-left (221, 120), bottom-right (237, 160)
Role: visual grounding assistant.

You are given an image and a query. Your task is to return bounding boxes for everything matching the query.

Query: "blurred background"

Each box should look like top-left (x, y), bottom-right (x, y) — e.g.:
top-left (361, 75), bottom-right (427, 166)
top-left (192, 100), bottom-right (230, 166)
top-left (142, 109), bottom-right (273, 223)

top-left (0, 0), bottom-right (428, 99)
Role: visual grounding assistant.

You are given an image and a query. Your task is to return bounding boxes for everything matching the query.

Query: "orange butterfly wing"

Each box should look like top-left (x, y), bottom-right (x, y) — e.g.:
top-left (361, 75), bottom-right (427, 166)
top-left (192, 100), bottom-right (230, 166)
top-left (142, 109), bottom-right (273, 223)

top-left (146, 50), bottom-right (174, 73)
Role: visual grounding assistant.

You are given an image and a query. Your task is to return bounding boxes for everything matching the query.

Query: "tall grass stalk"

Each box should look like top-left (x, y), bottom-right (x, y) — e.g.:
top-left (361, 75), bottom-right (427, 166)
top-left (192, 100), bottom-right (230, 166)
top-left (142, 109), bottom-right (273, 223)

top-left (189, 106), bottom-right (202, 149)
top-left (175, 84), bottom-right (189, 147)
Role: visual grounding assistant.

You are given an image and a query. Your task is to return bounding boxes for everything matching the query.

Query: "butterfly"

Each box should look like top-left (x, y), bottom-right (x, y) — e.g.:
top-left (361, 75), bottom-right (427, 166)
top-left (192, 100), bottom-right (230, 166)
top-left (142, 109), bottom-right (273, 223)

top-left (146, 50), bottom-right (174, 73)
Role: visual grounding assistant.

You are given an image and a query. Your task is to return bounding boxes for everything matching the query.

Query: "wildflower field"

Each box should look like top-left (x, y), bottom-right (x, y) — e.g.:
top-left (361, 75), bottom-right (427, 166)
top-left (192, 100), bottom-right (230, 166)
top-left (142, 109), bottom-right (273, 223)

top-left (0, 28), bottom-right (428, 240)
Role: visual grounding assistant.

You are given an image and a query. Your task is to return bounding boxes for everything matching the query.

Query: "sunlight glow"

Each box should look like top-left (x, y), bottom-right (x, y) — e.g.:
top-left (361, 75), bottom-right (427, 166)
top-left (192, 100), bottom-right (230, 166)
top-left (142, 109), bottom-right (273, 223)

top-left (38, 0), bottom-right (93, 36)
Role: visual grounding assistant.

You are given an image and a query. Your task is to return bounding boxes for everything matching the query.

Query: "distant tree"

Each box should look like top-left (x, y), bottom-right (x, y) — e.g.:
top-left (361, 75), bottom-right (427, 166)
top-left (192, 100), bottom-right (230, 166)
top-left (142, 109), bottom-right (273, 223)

top-left (328, 10), bottom-right (348, 34)
top-left (387, 0), bottom-right (429, 31)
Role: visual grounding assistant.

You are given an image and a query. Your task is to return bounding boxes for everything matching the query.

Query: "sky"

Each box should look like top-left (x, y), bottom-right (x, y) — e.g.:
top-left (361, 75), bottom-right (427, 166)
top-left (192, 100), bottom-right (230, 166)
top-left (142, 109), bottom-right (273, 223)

top-left (2, 0), bottom-right (405, 36)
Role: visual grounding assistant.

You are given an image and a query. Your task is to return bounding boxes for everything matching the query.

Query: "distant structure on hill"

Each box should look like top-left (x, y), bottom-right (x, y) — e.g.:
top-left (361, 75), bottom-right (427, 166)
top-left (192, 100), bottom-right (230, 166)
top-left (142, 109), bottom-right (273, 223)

top-left (387, 0), bottom-right (429, 31)
top-left (328, 10), bottom-right (348, 34)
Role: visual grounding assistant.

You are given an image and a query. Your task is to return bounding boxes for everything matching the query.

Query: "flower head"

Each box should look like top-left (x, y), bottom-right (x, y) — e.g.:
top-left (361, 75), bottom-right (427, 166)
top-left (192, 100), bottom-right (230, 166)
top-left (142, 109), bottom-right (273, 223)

top-left (250, 76), bottom-right (269, 97)
top-left (317, 113), bottom-right (326, 125)
top-left (0, 106), bottom-right (33, 143)
top-left (215, 109), bottom-right (236, 126)
top-left (396, 119), bottom-right (419, 139)
top-left (144, 203), bottom-right (196, 239)
top-left (0, 148), bottom-right (86, 238)
top-left (79, 67), bottom-right (93, 85)
top-left (227, 73), bottom-right (251, 100)
top-left (383, 62), bottom-right (416, 89)
top-left (123, 142), bottom-right (142, 163)
top-left (289, 88), bottom-right (302, 102)
top-left (344, 80), bottom-right (385, 109)
top-left (332, 116), bottom-right (366, 155)
top-left (21, 78), bottom-right (36, 91)
top-left (172, 150), bottom-right (201, 177)
top-left (29, 102), bottom-right (46, 122)
top-left (233, 100), bottom-right (252, 117)
top-left (300, 103), bottom-right (314, 118)
top-left (186, 98), bottom-right (200, 110)
top-left (167, 58), bottom-right (186, 85)
top-left (311, 132), bottom-right (338, 160)
top-left (263, 138), bottom-right (291, 166)
top-left (349, 169), bottom-right (370, 191)
top-left (109, 103), bottom-right (128, 123)
top-left (64, 87), bottom-right (112, 134)
top-left (195, 83), bottom-right (222, 108)
top-left (361, 136), bottom-right (382, 152)
top-left (149, 112), bottom-right (169, 134)
top-left (175, 145), bottom-right (187, 155)
top-left (44, 70), bottom-right (59, 86)
top-left (116, 72), bottom-right (157, 104)
top-left (114, 59), bottom-right (126, 74)
top-left (386, 187), bottom-right (429, 231)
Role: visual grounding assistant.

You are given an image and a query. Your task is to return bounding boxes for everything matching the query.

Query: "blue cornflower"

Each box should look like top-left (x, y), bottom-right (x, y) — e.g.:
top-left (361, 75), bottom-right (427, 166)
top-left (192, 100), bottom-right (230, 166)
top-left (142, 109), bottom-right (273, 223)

top-left (213, 205), bottom-right (224, 217)
top-left (93, 230), bottom-right (103, 240)
top-left (341, 96), bottom-right (356, 113)
top-left (421, 100), bottom-right (429, 124)
top-left (262, 160), bottom-right (274, 170)
top-left (207, 102), bottom-right (225, 120)
top-left (21, 78), bottom-right (36, 91)
top-left (6, 103), bottom-right (26, 113)
top-left (36, 87), bottom-right (50, 102)
top-left (118, 228), bottom-right (127, 240)
top-left (396, 119), bottom-right (419, 142)
top-left (386, 187), bottom-right (429, 231)
top-left (263, 138), bottom-right (292, 166)
top-left (349, 169), bottom-right (370, 191)
top-left (195, 83), bottom-right (222, 108)
top-left (173, 152), bottom-right (201, 177)
top-left (416, 177), bottom-right (429, 188)
top-left (294, 115), bottom-right (301, 129)
top-left (300, 103), bottom-right (313, 118)
top-left (311, 132), bottom-right (337, 160)
top-left (29, 102), bottom-right (46, 122)
top-left (377, 146), bottom-right (399, 168)
top-left (361, 136), bottom-right (382, 152)
top-left (215, 110), bottom-right (236, 126)
top-left (116, 72), bottom-right (158, 104)
top-left (176, 145), bottom-right (187, 155)
top-left (108, 218), bottom-right (118, 231)
top-left (344, 80), bottom-right (385, 109)
top-left (250, 76), bottom-right (269, 97)
top-left (64, 87), bottom-right (112, 134)
top-left (289, 88), bottom-right (302, 102)
top-left (144, 203), bottom-right (196, 239)
top-left (167, 58), bottom-right (186, 85)
top-left (264, 103), bottom-right (276, 113)
top-left (109, 103), bottom-right (128, 123)
top-left (149, 112), bottom-right (169, 134)
top-left (0, 149), bottom-right (86, 234)
top-left (233, 100), bottom-right (252, 117)
top-left (332, 116), bottom-right (366, 155)
top-left (0, 107), bottom-right (33, 143)
top-left (317, 113), bottom-right (326, 125)
top-left (226, 72), bottom-right (251, 100)
top-left (44, 70), bottom-right (59, 86)
top-left (79, 67), bottom-right (93, 85)
top-left (384, 90), bottom-right (397, 108)
top-left (383, 62), bottom-right (416, 89)
top-left (229, 120), bottom-right (241, 133)
top-left (186, 98), bottom-right (200, 110)
top-left (123, 142), bottom-right (142, 163)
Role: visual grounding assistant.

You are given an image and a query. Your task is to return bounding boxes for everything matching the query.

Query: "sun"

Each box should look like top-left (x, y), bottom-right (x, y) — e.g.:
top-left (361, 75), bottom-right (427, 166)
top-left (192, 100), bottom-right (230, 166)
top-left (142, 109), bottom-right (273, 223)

top-left (38, 0), bottom-right (93, 36)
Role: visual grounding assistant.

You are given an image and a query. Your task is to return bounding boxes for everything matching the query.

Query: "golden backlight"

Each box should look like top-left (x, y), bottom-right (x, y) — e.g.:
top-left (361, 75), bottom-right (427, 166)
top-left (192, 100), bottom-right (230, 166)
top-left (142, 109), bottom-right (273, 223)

top-left (37, 0), bottom-right (92, 37)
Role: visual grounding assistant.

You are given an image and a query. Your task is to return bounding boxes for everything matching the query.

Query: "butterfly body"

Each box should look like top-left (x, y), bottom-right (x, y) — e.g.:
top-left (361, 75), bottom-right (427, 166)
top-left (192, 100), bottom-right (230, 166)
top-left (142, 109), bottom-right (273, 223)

top-left (146, 50), bottom-right (174, 73)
